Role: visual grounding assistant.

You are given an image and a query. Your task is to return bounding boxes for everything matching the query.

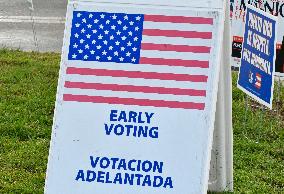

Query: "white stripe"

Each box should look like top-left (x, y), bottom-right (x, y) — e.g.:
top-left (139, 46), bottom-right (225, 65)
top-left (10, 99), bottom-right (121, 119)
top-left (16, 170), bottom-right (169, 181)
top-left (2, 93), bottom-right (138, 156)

top-left (65, 74), bottom-right (207, 91)
top-left (143, 21), bottom-right (213, 32)
top-left (63, 88), bottom-right (206, 103)
top-left (255, 82), bottom-right (261, 87)
top-left (140, 50), bottom-right (210, 61)
top-left (0, 16), bottom-right (65, 24)
top-left (68, 61), bottom-right (208, 76)
top-left (142, 35), bottom-right (212, 47)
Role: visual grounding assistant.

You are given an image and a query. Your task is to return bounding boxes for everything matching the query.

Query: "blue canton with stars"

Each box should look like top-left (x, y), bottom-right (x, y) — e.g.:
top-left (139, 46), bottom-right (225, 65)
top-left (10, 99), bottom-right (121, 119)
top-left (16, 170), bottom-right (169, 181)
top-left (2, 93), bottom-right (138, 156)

top-left (68, 11), bottom-right (144, 64)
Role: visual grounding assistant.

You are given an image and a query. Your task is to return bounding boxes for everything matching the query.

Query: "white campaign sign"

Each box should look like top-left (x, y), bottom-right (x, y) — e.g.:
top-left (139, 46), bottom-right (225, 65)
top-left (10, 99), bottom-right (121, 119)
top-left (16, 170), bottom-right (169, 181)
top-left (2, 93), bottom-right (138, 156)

top-left (45, 1), bottom-right (225, 194)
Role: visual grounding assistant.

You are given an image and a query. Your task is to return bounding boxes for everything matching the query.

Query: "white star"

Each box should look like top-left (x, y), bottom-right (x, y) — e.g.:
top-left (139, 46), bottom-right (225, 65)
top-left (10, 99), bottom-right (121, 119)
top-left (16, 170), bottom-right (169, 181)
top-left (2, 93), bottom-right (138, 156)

top-left (99, 24), bottom-right (104, 29)
top-left (107, 56), bottom-right (112, 60)
top-left (92, 40), bottom-right (96, 44)
top-left (82, 18), bottom-right (86, 23)
top-left (86, 34), bottom-right (91, 39)
top-left (81, 28), bottom-right (85, 33)
top-left (73, 43), bottom-right (78, 48)
top-left (94, 19), bottom-right (99, 23)
top-left (98, 34), bottom-right (103, 39)
top-left (124, 15), bottom-right (128, 20)
top-left (117, 20), bottom-right (122, 25)
top-left (102, 50), bottom-right (107, 55)
top-left (96, 56), bottom-right (100, 60)
top-left (114, 51), bottom-right (118, 56)
top-left (135, 26), bottom-right (139, 31)
top-left (72, 54), bottom-right (77, 59)
top-left (100, 14), bottom-right (105, 18)
top-left (92, 29), bottom-right (97, 34)
top-left (109, 35), bottom-right (114, 40)
top-left (89, 14), bottom-right (93, 18)
top-left (87, 24), bottom-right (92, 28)
top-left (112, 14), bottom-right (117, 19)
top-left (127, 41), bottom-right (132, 46)
top-left (85, 44), bottom-right (90, 49)
top-left (77, 13), bottom-right (82, 18)
top-left (74, 33), bottom-right (79, 38)
top-left (84, 55), bottom-right (89, 59)
top-left (132, 47), bottom-right (137, 52)
top-left (80, 39), bottom-right (85, 44)
top-left (134, 37), bottom-right (138, 41)
top-left (128, 31), bottom-right (133, 36)
top-left (131, 57), bottom-right (136, 62)
top-left (106, 20), bottom-right (110, 24)
top-left (119, 57), bottom-right (124, 61)
top-left (136, 16), bottom-right (141, 21)
top-left (78, 49), bottom-right (83, 53)
top-left (104, 30), bottom-right (109, 35)
top-left (121, 47), bottom-right (125, 51)
top-left (96, 45), bottom-right (102, 49)
top-left (115, 41), bottom-right (120, 46)
top-left (123, 26), bottom-right (128, 31)
top-left (116, 30), bottom-right (121, 35)
top-left (109, 46), bottom-right (113, 50)
top-left (129, 21), bottom-right (134, 25)
top-left (75, 23), bottom-right (80, 27)
top-left (111, 25), bottom-right (116, 30)
top-left (103, 40), bottom-right (108, 45)
top-left (121, 36), bottom-right (127, 41)
top-left (126, 52), bottom-right (131, 57)
top-left (90, 50), bottom-right (95, 54)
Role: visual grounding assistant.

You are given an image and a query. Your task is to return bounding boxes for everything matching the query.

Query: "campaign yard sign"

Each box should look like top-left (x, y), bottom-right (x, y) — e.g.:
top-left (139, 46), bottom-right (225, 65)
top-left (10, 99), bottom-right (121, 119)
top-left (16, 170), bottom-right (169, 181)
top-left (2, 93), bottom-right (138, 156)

top-left (238, 5), bottom-right (277, 108)
top-left (45, 1), bottom-right (225, 194)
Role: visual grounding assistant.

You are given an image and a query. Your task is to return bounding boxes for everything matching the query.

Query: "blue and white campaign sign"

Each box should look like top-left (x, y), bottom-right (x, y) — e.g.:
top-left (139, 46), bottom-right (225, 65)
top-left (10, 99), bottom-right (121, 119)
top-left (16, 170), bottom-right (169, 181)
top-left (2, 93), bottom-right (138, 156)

top-left (237, 5), bottom-right (277, 109)
top-left (45, 1), bottom-right (225, 194)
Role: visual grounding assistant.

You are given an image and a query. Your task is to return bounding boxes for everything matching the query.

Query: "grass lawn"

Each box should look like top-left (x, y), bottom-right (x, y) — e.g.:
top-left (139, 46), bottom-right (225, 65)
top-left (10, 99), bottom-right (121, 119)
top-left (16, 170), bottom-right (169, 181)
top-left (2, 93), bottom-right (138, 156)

top-left (0, 49), bottom-right (283, 194)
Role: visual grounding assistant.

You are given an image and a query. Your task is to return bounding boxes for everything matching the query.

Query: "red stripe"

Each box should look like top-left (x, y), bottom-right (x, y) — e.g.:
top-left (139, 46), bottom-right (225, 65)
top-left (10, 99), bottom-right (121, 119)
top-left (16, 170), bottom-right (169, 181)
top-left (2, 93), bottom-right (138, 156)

top-left (65, 81), bottom-right (206, 97)
top-left (143, 29), bottom-right (212, 39)
top-left (141, 43), bottom-right (211, 53)
top-left (66, 67), bottom-right (208, 82)
top-left (139, 57), bottom-right (209, 68)
top-left (144, 14), bottom-right (213, 25)
top-left (63, 94), bottom-right (205, 110)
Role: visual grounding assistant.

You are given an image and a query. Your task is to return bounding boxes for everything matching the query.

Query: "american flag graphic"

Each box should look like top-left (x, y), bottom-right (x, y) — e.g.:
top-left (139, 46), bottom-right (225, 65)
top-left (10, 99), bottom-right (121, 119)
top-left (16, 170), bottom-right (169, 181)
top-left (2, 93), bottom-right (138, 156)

top-left (255, 73), bottom-right (262, 89)
top-left (64, 11), bottom-right (214, 110)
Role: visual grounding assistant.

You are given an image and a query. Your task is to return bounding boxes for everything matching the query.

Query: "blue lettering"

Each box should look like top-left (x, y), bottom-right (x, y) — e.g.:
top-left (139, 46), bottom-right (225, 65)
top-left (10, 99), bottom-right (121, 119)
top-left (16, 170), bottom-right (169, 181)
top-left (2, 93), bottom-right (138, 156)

top-left (114, 124), bottom-right (124, 136)
top-left (142, 161), bottom-right (152, 172)
top-left (75, 170), bottom-right (85, 181)
top-left (113, 173), bottom-right (123, 184)
top-left (153, 176), bottom-right (163, 187)
top-left (100, 157), bottom-right (110, 169)
top-left (137, 112), bottom-right (145, 123)
top-left (90, 156), bottom-right (100, 168)
top-left (128, 160), bottom-right (137, 171)
top-left (163, 177), bottom-right (173, 188)
top-left (145, 112), bottom-right (154, 124)
top-left (118, 111), bottom-right (127, 122)
top-left (110, 157), bottom-right (119, 169)
top-left (86, 170), bottom-right (96, 182)
top-left (128, 111), bottom-right (137, 122)
top-left (142, 175), bottom-right (151, 186)
top-left (104, 124), bottom-right (114, 135)
top-left (149, 127), bottom-right (159, 139)
top-left (110, 110), bottom-right (118, 121)
top-left (153, 161), bottom-right (163, 173)
top-left (135, 174), bottom-right (143, 185)
top-left (124, 173), bottom-right (134, 185)
top-left (97, 171), bottom-right (105, 183)
top-left (105, 172), bottom-right (113, 183)
top-left (117, 159), bottom-right (127, 170)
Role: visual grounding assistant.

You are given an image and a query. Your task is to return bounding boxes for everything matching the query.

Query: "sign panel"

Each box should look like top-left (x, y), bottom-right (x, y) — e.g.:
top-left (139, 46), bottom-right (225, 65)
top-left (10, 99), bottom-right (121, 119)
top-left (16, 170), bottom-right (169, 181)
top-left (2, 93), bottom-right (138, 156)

top-left (238, 5), bottom-right (277, 108)
top-left (232, 0), bottom-right (284, 75)
top-left (45, 2), bottom-right (224, 194)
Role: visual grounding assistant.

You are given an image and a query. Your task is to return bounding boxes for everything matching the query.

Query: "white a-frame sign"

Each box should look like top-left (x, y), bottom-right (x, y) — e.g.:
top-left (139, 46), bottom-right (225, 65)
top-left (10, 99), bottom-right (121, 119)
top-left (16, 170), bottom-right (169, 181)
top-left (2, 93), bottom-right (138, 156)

top-left (45, 0), bottom-right (233, 193)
